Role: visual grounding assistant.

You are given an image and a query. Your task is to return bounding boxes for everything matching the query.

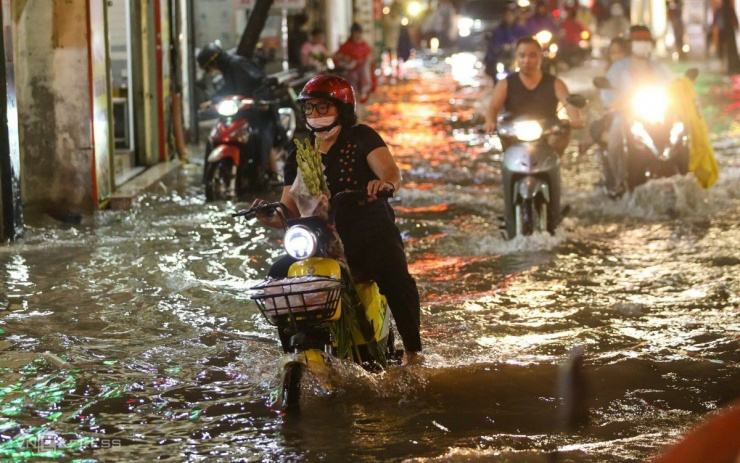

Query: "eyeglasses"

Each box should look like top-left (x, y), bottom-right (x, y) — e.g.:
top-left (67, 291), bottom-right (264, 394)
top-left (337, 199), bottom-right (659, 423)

top-left (301, 101), bottom-right (333, 116)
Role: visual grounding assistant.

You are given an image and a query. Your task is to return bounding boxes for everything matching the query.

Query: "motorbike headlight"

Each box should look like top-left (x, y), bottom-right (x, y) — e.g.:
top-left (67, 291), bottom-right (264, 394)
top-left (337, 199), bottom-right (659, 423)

top-left (216, 100), bottom-right (239, 117)
top-left (284, 225), bottom-right (317, 260)
top-left (632, 87), bottom-right (668, 124)
top-left (512, 120), bottom-right (543, 142)
top-left (535, 30), bottom-right (553, 45)
top-left (458, 17), bottom-right (473, 37)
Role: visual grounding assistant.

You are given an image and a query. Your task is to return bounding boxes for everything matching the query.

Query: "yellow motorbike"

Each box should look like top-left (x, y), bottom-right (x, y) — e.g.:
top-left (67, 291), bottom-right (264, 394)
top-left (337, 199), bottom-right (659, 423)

top-left (232, 190), bottom-right (401, 412)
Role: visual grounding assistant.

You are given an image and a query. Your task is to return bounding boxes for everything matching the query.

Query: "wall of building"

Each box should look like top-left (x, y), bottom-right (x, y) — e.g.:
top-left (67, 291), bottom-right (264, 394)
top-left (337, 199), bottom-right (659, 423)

top-left (15, 0), bottom-right (96, 217)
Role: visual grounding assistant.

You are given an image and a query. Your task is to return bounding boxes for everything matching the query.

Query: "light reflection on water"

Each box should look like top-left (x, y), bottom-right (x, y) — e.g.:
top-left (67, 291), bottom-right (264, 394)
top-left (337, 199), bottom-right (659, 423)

top-left (1, 66), bottom-right (739, 462)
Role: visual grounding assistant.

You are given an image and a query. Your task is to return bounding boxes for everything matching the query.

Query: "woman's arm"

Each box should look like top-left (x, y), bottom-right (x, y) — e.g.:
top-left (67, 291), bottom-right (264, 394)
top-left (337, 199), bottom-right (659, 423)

top-left (367, 146), bottom-right (402, 199)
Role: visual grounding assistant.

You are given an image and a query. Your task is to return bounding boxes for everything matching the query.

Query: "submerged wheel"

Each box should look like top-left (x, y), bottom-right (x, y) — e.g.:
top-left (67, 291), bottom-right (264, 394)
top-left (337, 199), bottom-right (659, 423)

top-left (516, 199), bottom-right (549, 236)
top-left (204, 160), bottom-right (232, 201)
top-left (517, 200), bottom-right (535, 236)
top-left (281, 362), bottom-right (304, 412)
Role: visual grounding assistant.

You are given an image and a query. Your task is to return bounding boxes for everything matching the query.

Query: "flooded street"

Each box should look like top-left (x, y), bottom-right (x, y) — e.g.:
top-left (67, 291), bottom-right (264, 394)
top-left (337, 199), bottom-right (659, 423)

top-left (1, 57), bottom-right (739, 462)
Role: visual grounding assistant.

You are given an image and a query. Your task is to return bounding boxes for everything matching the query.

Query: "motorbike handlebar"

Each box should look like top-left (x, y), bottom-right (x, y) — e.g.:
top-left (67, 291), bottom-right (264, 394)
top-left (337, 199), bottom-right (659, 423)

top-left (232, 202), bottom-right (288, 219)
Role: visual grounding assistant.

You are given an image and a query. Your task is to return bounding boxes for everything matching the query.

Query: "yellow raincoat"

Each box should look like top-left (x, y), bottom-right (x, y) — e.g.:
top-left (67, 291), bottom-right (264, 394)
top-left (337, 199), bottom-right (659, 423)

top-left (669, 77), bottom-right (719, 188)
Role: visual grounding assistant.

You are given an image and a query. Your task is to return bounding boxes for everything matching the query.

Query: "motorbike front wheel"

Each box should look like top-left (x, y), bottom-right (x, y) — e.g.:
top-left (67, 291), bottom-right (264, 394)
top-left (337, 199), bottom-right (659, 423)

top-left (515, 199), bottom-right (548, 237)
top-left (280, 361), bottom-right (305, 412)
top-left (204, 159), bottom-right (233, 202)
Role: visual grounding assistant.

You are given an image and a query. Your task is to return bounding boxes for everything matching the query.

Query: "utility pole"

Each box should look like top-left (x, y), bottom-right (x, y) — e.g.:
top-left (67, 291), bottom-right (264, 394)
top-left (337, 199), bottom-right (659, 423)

top-left (236, 0), bottom-right (274, 58)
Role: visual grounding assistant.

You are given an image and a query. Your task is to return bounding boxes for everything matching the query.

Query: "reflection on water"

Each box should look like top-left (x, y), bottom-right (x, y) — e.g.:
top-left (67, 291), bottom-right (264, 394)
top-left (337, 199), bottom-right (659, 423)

top-left (1, 62), bottom-right (739, 462)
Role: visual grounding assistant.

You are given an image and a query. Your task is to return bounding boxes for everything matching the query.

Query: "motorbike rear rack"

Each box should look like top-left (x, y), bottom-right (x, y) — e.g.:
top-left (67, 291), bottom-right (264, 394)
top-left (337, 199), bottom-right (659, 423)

top-left (251, 276), bottom-right (344, 328)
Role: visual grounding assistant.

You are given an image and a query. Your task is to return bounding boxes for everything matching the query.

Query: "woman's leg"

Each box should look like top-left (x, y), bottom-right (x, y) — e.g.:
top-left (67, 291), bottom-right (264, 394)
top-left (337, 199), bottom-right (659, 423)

top-left (345, 230), bottom-right (422, 353)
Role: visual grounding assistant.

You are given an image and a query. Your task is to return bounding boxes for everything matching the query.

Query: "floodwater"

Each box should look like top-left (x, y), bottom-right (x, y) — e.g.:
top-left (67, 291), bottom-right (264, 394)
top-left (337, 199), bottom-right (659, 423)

top-left (1, 57), bottom-right (739, 462)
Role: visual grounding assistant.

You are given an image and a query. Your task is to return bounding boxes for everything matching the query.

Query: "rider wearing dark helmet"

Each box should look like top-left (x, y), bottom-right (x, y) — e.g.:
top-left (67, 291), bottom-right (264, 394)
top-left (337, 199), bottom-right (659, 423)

top-left (197, 42), bottom-right (266, 100)
top-left (251, 75), bottom-right (423, 361)
top-left (197, 42), bottom-right (281, 186)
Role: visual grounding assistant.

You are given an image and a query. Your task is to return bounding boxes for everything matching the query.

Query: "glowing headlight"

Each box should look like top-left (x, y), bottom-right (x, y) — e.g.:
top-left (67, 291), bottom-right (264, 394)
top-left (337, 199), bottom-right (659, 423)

top-left (632, 87), bottom-right (668, 124)
top-left (535, 30), bottom-right (553, 45)
top-left (407, 1), bottom-right (423, 16)
top-left (458, 17), bottom-right (473, 37)
top-left (513, 120), bottom-right (543, 142)
top-left (216, 100), bottom-right (239, 117)
top-left (284, 226), bottom-right (317, 260)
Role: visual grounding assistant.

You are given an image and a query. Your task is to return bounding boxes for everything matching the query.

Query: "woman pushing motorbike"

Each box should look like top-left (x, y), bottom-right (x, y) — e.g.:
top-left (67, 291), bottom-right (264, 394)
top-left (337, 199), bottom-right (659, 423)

top-left (250, 75), bottom-right (423, 362)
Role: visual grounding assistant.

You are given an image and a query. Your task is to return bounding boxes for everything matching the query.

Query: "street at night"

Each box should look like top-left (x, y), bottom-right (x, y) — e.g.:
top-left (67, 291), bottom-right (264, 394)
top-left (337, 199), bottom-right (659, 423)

top-left (1, 54), bottom-right (739, 462)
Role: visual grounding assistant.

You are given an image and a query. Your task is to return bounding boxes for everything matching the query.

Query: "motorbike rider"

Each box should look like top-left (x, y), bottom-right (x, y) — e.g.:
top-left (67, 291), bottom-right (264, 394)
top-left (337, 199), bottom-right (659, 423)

top-left (579, 36), bottom-right (630, 156)
top-left (558, 7), bottom-right (589, 65)
top-left (525, 1), bottom-right (559, 35)
top-left (484, 6), bottom-right (529, 81)
top-left (250, 75), bottom-right (423, 362)
top-left (483, 36), bottom-right (585, 152)
top-left (196, 42), bottom-right (282, 187)
top-left (601, 25), bottom-right (674, 197)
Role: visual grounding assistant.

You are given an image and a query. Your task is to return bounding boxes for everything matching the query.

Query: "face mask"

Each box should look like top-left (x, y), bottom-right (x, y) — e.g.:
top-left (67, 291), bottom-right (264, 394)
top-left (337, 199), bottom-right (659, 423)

top-left (631, 41), bottom-right (652, 58)
top-left (306, 116), bottom-right (341, 140)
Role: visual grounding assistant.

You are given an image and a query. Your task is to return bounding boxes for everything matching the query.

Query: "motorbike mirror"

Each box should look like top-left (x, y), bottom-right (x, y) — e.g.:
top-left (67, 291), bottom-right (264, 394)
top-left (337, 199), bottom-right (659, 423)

top-left (592, 76), bottom-right (612, 89)
top-left (684, 67), bottom-right (699, 81)
top-left (566, 94), bottom-right (588, 108)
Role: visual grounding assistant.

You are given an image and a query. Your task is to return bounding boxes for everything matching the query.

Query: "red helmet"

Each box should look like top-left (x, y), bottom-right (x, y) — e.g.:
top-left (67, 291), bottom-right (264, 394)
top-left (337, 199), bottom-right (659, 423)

top-left (297, 75), bottom-right (356, 111)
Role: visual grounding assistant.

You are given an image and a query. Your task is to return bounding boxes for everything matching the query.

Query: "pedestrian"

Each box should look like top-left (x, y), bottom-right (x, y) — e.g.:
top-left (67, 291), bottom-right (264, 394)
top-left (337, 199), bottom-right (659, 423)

top-left (712, 0), bottom-right (740, 74)
top-left (383, 1), bottom-right (403, 56)
top-left (599, 3), bottom-right (630, 40)
top-left (483, 37), bottom-right (585, 155)
top-left (300, 27), bottom-right (328, 71)
top-left (288, 13), bottom-right (310, 70)
top-left (333, 23), bottom-right (375, 103)
top-left (668, 0), bottom-right (687, 60)
top-left (251, 75), bottom-right (423, 362)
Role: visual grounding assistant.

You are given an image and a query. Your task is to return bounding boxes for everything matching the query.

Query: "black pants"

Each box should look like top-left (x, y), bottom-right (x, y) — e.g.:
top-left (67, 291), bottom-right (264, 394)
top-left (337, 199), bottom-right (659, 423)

top-left (269, 226), bottom-right (422, 353)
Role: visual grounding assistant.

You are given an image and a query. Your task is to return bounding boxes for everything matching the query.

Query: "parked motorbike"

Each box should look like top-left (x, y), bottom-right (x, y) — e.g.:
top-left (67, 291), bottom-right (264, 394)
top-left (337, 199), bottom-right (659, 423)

top-left (496, 94), bottom-right (587, 238)
top-left (592, 71), bottom-right (694, 193)
top-left (204, 78), bottom-right (298, 201)
top-left (232, 189), bottom-right (401, 412)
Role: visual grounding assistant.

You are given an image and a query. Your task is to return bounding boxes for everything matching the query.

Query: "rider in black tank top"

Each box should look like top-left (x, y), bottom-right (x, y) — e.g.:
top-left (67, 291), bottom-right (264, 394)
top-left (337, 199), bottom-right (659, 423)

top-left (504, 72), bottom-right (559, 121)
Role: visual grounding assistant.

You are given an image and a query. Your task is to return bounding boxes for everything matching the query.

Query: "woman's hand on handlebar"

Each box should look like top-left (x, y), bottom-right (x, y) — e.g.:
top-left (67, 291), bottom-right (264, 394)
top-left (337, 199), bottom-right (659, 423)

top-left (251, 198), bottom-right (282, 228)
top-left (483, 120), bottom-right (497, 133)
top-left (367, 179), bottom-right (394, 202)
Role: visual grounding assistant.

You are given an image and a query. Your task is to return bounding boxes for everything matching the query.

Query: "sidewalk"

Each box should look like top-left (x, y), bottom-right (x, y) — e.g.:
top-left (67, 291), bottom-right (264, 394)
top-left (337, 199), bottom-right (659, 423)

top-left (110, 144), bottom-right (203, 210)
